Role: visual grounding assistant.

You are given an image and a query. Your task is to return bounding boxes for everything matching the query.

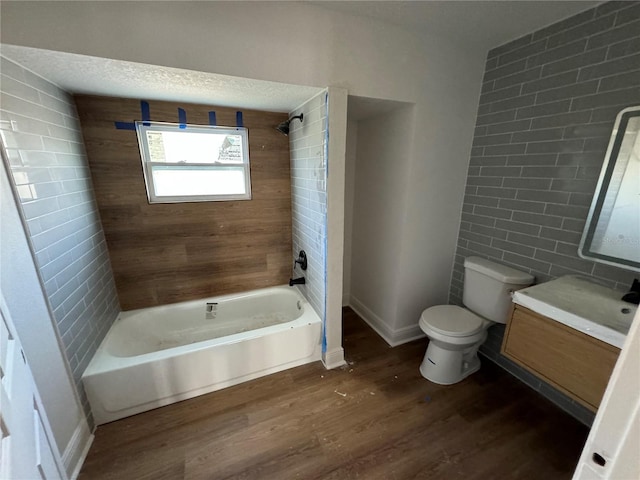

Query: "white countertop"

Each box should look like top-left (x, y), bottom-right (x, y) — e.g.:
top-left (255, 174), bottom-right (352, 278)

top-left (511, 275), bottom-right (637, 349)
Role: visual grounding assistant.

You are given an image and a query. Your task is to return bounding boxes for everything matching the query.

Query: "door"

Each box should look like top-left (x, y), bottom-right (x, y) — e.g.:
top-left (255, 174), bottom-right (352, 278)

top-left (573, 308), bottom-right (640, 479)
top-left (0, 296), bottom-right (65, 479)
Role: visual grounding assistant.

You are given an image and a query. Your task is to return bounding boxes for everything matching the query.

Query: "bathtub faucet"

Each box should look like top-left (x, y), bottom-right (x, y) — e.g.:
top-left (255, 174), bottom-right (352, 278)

top-left (206, 302), bottom-right (218, 319)
top-left (289, 277), bottom-right (306, 286)
top-left (206, 302), bottom-right (218, 313)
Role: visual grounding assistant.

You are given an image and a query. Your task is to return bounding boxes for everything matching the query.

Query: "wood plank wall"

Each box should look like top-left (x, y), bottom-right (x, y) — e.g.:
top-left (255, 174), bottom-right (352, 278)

top-left (74, 95), bottom-right (292, 310)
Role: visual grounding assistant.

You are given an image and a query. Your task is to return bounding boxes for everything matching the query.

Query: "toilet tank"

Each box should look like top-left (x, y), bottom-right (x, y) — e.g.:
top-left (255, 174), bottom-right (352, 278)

top-left (462, 257), bottom-right (534, 324)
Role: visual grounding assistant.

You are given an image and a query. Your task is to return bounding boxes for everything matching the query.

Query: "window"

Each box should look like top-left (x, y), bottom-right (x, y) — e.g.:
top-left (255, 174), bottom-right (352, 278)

top-left (135, 121), bottom-right (251, 203)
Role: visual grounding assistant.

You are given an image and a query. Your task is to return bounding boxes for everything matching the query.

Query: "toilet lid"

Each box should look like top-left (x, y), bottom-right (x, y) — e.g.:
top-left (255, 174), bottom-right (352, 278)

top-left (421, 305), bottom-right (484, 337)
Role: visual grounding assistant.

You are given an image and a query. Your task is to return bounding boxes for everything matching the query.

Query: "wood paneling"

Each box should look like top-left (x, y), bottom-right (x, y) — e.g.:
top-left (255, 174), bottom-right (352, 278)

top-left (78, 308), bottom-right (589, 480)
top-left (74, 95), bottom-right (292, 310)
top-left (502, 305), bottom-right (620, 411)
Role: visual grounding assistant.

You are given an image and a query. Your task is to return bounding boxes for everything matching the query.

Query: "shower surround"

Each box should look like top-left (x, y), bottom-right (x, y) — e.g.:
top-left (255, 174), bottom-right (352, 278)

top-left (74, 95), bottom-right (293, 310)
top-left (288, 92), bottom-right (329, 326)
top-left (0, 56), bottom-right (120, 423)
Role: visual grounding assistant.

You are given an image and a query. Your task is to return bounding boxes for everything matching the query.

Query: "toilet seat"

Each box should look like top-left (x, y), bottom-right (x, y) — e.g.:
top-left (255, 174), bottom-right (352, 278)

top-left (420, 305), bottom-right (484, 337)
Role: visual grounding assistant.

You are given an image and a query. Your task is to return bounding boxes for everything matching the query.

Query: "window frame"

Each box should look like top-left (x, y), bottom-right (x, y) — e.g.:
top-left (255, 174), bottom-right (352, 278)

top-left (135, 121), bottom-right (252, 204)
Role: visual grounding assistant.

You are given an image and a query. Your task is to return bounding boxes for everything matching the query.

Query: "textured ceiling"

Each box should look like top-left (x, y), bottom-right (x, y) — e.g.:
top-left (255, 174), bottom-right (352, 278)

top-left (0, 45), bottom-right (323, 113)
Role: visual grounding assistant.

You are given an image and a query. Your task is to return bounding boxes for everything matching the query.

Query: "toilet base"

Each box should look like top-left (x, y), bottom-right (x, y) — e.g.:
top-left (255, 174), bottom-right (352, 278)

top-left (419, 341), bottom-right (482, 385)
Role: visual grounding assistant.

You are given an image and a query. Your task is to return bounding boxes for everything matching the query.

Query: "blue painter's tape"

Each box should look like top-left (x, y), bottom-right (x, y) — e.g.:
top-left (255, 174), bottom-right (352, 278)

top-left (321, 323), bottom-right (327, 353)
top-left (114, 121), bottom-right (136, 131)
top-left (178, 108), bottom-right (187, 129)
top-left (208, 111), bottom-right (217, 126)
top-left (114, 99), bottom-right (152, 130)
top-left (236, 111), bottom-right (243, 127)
top-left (141, 100), bottom-right (151, 126)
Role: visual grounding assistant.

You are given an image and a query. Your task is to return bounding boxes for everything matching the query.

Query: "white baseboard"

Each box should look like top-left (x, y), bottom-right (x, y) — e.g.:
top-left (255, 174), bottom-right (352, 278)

top-left (322, 347), bottom-right (346, 369)
top-left (342, 291), bottom-right (351, 307)
top-left (390, 323), bottom-right (426, 347)
top-left (348, 295), bottom-right (426, 347)
top-left (63, 419), bottom-right (93, 480)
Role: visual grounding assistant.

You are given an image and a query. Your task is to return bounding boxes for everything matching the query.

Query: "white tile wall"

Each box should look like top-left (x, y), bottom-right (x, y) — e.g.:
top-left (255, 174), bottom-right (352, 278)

top-left (0, 56), bottom-right (120, 426)
top-left (289, 91), bottom-right (328, 330)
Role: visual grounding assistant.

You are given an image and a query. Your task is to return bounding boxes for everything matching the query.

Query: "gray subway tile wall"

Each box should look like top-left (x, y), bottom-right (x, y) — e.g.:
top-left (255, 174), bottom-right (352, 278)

top-left (289, 92), bottom-right (328, 324)
top-left (449, 1), bottom-right (640, 424)
top-left (0, 56), bottom-right (120, 426)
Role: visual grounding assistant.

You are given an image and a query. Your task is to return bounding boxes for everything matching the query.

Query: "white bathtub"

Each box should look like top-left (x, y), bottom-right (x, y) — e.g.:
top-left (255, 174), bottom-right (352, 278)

top-left (83, 286), bottom-right (322, 425)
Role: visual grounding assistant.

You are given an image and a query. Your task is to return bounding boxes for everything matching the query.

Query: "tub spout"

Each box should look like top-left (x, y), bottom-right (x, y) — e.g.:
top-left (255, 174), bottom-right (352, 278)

top-left (289, 277), bottom-right (305, 286)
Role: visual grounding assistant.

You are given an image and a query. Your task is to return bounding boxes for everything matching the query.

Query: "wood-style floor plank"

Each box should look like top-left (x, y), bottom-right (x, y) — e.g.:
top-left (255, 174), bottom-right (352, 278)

top-left (79, 308), bottom-right (588, 479)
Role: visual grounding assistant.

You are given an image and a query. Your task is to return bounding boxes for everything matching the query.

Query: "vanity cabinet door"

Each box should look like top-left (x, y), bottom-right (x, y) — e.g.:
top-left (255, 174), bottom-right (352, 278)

top-left (501, 306), bottom-right (620, 412)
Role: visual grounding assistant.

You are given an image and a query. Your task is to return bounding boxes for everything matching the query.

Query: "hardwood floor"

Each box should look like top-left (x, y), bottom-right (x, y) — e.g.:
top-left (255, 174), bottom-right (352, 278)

top-left (79, 308), bottom-right (589, 479)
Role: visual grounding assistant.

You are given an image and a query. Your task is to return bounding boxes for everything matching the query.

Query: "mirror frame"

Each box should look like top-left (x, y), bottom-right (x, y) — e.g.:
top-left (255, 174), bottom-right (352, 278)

top-left (579, 105), bottom-right (640, 273)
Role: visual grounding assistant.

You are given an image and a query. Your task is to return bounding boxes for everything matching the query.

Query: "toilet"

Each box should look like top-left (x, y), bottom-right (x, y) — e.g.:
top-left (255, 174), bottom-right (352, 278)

top-left (419, 257), bottom-right (534, 385)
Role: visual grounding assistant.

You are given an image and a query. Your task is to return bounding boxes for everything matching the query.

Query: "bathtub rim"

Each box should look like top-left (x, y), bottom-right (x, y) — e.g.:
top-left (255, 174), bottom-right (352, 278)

top-left (119, 283), bottom-right (306, 321)
top-left (83, 285), bottom-right (321, 376)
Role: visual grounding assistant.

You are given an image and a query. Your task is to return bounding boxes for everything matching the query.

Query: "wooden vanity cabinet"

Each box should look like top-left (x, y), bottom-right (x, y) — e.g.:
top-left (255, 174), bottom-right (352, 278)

top-left (501, 305), bottom-right (620, 412)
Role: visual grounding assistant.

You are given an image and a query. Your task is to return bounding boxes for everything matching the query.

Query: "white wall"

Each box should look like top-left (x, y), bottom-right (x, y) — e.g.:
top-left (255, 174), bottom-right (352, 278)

top-left (324, 87), bottom-right (348, 368)
top-left (352, 110), bottom-right (411, 321)
top-left (1, 0), bottom-right (486, 348)
top-left (348, 105), bottom-right (420, 344)
top-left (342, 119), bottom-right (358, 304)
top-left (0, 158), bottom-right (91, 477)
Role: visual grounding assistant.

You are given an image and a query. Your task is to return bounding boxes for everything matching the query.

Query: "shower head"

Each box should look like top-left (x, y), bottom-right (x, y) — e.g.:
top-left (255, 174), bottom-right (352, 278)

top-left (275, 113), bottom-right (304, 136)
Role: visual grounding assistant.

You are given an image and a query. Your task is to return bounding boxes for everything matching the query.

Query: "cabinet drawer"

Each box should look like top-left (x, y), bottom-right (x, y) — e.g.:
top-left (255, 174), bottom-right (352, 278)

top-left (502, 306), bottom-right (620, 411)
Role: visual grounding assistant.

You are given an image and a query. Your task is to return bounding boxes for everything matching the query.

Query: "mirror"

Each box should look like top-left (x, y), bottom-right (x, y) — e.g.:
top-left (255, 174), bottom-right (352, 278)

top-left (579, 106), bottom-right (640, 272)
